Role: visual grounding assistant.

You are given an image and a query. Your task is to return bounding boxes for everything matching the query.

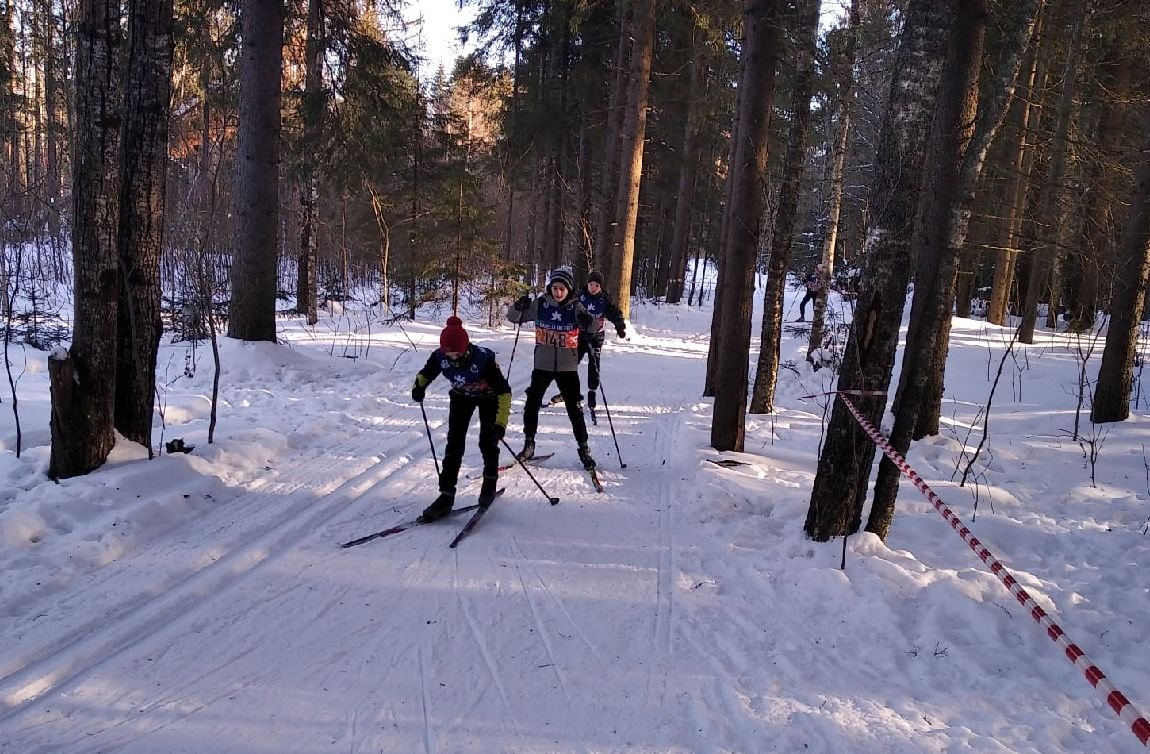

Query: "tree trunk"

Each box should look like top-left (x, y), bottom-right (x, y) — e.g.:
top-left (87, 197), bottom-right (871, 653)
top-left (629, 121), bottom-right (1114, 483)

top-left (295, 0), bottom-right (322, 326)
top-left (592, 1), bottom-right (631, 274)
top-left (808, 0), bottom-right (860, 360)
top-left (866, 0), bottom-right (993, 538)
top-left (665, 32), bottom-right (705, 305)
top-left (1092, 140), bottom-right (1150, 422)
top-left (1019, 2), bottom-right (1087, 344)
top-left (49, 0), bottom-right (121, 479)
top-left (604, 0), bottom-right (656, 318)
top-left (114, 0), bottom-right (174, 454)
top-left (709, 0), bottom-right (783, 452)
top-left (1071, 52), bottom-right (1130, 330)
top-left (749, 0), bottom-right (820, 414)
top-left (228, 0), bottom-right (284, 342)
top-left (913, 0), bottom-right (1044, 438)
top-left (804, 0), bottom-right (957, 541)
top-left (986, 18), bottom-right (1045, 327)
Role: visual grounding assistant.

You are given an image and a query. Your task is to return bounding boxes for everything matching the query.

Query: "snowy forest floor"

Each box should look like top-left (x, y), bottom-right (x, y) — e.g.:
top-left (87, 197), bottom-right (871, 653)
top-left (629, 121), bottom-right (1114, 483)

top-left (0, 292), bottom-right (1148, 753)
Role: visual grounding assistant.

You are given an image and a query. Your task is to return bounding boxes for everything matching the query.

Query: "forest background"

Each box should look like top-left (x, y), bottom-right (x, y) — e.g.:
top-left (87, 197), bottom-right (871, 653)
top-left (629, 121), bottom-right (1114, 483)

top-left (1, 0), bottom-right (1150, 542)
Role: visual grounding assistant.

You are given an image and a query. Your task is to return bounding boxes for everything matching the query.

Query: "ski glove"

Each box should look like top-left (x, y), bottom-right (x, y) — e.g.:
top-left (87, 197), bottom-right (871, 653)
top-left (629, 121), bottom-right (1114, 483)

top-left (616, 324), bottom-right (626, 339)
top-left (491, 424), bottom-right (506, 442)
top-left (513, 295), bottom-right (532, 311)
top-left (576, 310), bottom-right (594, 329)
top-left (411, 385), bottom-right (425, 403)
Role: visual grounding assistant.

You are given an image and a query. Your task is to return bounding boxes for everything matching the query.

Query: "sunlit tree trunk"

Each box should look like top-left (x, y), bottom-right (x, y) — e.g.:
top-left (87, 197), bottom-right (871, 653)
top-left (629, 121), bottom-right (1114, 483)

top-left (604, 0), bottom-right (656, 317)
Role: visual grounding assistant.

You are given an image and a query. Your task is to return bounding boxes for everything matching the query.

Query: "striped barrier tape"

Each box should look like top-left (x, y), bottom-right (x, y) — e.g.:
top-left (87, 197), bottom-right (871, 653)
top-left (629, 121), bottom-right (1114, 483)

top-left (799, 388), bottom-right (889, 400)
top-left (837, 392), bottom-right (1150, 748)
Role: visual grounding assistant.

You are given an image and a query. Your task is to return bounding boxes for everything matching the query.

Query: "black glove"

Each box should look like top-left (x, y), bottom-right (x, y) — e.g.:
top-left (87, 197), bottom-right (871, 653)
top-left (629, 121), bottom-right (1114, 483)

top-left (577, 310), bottom-right (593, 329)
top-left (514, 295), bottom-right (532, 312)
top-left (492, 424), bottom-right (506, 442)
top-left (411, 385), bottom-right (425, 403)
top-left (616, 324), bottom-right (626, 339)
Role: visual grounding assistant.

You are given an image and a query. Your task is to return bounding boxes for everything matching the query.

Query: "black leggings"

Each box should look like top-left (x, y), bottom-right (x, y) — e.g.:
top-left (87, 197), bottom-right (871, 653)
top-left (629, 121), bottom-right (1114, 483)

top-left (439, 394), bottom-right (500, 494)
top-left (522, 369), bottom-right (588, 444)
top-left (578, 335), bottom-right (605, 405)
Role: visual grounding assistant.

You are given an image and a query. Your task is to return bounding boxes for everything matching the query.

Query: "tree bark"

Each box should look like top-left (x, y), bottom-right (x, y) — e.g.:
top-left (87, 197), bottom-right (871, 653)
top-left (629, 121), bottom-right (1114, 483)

top-left (1019, 2), bottom-right (1087, 344)
top-left (808, 0), bottom-right (861, 360)
top-left (866, 0), bottom-right (992, 538)
top-left (709, 0), bottom-right (782, 452)
top-left (1091, 139), bottom-right (1150, 423)
top-left (664, 30), bottom-right (705, 305)
top-left (49, 0), bottom-right (121, 479)
top-left (228, 0), bottom-right (284, 342)
top-left (114, 0), bottom-right (175, 454)
top-left (604, 0), bottom-right (656, 317)
top-left (295, 0), bottom-right (322, 326)
top-left (749, 0), bottom-right (820, 414)
top-left (804, 0), bottom-right (957, 541)
top-left (592, 1), bottom-right (631, 274)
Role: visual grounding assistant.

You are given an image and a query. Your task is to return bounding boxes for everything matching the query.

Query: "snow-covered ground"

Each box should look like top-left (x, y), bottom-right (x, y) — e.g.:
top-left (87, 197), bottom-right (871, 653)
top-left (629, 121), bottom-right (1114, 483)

top-left (0, 285), bottom-right (1147, 753)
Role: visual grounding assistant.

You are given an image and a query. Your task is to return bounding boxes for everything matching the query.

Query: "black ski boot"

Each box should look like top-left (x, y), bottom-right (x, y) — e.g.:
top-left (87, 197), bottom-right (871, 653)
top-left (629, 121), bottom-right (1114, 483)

top-left (478, 475), bottom-right (499, 508)
top-left (419, 492), bottom-right (455, 523)
top-left (517, 437), bottom-right (536, 462)
top-left (577, 443), bottom-right (597, 470)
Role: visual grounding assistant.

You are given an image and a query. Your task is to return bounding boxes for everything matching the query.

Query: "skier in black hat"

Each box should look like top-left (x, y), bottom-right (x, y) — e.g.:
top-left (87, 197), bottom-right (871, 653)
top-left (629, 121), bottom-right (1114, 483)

top-left (573, 270), bottom-right (626, 421)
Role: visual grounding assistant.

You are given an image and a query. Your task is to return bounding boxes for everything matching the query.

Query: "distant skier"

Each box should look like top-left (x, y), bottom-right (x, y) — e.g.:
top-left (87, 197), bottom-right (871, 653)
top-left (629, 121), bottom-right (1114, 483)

top-left (797, 262), bottom-right (829, 321)
top-left (507, 267), bottom-right (598, 470)
top-left (410, 317), bottom-right (511, 522)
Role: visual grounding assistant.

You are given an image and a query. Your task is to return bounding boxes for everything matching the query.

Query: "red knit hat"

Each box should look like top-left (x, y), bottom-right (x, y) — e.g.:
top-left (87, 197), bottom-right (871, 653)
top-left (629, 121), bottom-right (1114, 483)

top-left (440, 316), bottom-right (470, 353)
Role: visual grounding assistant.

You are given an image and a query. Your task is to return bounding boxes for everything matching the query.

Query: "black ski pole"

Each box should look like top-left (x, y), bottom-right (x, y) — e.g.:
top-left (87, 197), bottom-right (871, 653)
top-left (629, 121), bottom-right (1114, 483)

top-left (419, 401), bottom-right (441, 477)
top-left (592, 350), bottom-right (626, 468)
top-left (500, 438), bottom-right (560, 505)
top-left (507, 318), bottom-right (524, 379)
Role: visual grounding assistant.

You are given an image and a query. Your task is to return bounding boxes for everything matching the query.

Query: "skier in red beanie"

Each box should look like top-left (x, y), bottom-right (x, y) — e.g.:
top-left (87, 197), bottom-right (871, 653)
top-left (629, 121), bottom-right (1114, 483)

top-left (410, 317), bottom-right (512, 521)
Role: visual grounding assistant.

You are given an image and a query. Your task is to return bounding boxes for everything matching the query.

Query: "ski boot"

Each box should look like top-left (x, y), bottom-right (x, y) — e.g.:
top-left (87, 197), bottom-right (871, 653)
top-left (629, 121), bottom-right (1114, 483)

top-left (419, 492), bottom-right (455, 523)
top-left (517, 436), bottom-right (536, 462)
top-left (478, 475), bottom-right (499, 509)
top-left (577, 443), bottom-right (597, 470)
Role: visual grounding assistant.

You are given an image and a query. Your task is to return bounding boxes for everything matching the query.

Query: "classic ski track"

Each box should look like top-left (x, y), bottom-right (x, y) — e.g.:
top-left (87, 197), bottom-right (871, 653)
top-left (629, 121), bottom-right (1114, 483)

top-left (644, 412), bottom-right (677, 710)
top-left (57, 645), bottom-right (273, 754)
top-left (419, 644), bottom-right (436, 754)
top-left (654, 413), bottom-right (676, 655)
top-left (507, 534), bottom-right (603, 663)
top-left (501, 552), bottom-right (573, 703)
top-left (0, 429), bottom-right (430, 722)
top-left (450, 552), bottom-right (524, 743)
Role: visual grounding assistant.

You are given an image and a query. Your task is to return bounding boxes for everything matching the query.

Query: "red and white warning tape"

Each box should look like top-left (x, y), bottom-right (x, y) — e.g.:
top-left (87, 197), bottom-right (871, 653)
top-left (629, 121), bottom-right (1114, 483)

top-left (799, 388), bottom-right (889, 400)
top-left (837, 392), bottom-right (1150, 747)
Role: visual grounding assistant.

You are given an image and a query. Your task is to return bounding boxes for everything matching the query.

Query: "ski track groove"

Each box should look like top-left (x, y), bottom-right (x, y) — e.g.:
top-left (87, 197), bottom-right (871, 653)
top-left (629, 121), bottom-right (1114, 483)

top-left (419, 644), bottom-right (436, 754)
top-left (508, 534), bottom-right (603, 663)
top-left (502, 551), bottom-right (572, 703)
top-left (645, 412), bottom-right (677, 710)
top-left (450, 551), bottom-right (523, 743)
top-left (0, 430), bottom-right (430, 723)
